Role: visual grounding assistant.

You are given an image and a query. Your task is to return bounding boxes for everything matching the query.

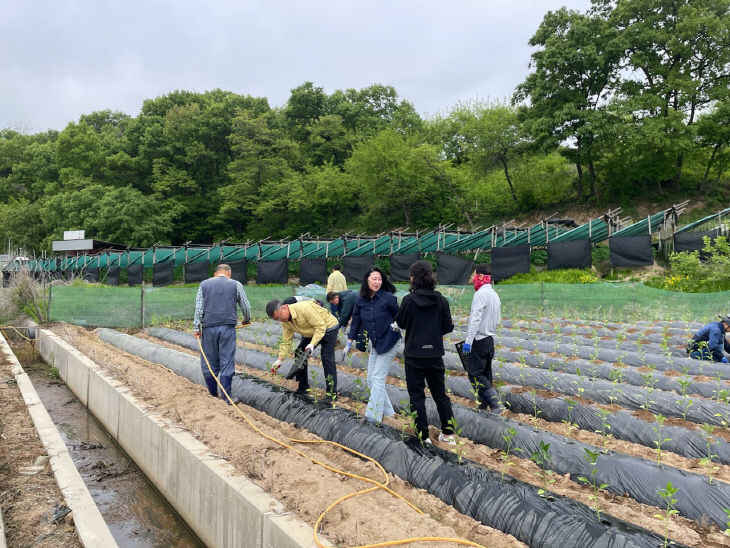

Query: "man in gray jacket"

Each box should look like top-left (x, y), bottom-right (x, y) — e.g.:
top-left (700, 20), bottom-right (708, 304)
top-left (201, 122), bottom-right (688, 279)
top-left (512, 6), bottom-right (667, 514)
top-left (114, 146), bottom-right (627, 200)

top-left (462, 263), bottom-right (505, 413)
top-left (193, 264), bottom-right (251, 400)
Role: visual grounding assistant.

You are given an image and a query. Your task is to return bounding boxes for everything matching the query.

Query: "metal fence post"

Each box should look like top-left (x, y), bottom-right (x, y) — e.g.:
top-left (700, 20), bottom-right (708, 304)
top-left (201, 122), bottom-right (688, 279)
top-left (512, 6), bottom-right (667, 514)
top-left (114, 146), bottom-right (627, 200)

top-left (141, 282), bottom-right (145, 328)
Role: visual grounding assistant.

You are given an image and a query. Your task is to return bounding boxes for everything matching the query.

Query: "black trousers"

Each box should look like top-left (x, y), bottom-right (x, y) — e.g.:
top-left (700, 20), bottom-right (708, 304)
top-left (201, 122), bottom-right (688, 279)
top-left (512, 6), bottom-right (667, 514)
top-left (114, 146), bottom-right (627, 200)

top-left (466, 336), bottom-right (494, 408)
top-left (295, 328), bottom-right (338, 395)
top-left (404, 356), bottom-right (454, 440)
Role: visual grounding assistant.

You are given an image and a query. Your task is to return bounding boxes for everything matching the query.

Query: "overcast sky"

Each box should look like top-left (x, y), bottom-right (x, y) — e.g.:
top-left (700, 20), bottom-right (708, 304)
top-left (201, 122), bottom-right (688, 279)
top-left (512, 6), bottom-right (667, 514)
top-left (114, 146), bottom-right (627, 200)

top-left (1, 0), bottom-right (592, 133)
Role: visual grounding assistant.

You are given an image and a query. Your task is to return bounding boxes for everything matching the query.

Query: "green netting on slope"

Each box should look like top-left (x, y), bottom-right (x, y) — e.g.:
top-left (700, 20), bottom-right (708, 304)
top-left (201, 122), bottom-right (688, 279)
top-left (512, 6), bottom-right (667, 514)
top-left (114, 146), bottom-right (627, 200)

top-left (49, 286), bottom-right (142, 327)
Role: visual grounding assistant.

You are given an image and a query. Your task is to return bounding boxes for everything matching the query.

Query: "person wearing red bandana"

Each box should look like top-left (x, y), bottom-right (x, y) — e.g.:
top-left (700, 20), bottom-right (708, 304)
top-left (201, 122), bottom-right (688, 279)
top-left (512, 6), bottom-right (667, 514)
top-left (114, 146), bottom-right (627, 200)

top-left (462, 263), bottom-right (505, 414)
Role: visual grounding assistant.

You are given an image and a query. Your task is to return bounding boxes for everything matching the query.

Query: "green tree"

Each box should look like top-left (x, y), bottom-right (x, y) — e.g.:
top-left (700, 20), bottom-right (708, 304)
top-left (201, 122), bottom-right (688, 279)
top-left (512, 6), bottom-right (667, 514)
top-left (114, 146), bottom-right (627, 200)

top-left (514, 7), bottom-right (621, 201)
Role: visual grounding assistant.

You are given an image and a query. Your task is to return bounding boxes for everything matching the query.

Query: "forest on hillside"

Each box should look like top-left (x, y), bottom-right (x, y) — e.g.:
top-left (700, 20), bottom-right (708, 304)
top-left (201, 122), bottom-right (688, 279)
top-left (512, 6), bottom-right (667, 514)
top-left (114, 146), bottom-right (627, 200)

top-left (1, 0), bottom-right (729, 250)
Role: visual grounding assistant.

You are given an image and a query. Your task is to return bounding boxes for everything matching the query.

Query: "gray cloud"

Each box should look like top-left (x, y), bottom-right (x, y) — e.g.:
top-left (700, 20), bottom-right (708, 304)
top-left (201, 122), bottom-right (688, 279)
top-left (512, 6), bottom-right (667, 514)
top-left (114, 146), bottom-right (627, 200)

top-left (0, 0), bottom-right (592, 132)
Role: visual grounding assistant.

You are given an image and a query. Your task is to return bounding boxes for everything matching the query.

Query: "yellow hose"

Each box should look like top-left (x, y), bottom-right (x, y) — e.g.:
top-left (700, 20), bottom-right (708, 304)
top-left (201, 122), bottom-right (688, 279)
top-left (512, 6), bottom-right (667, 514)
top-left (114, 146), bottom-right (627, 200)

top-left (196, 334), bottom-right (486, 548)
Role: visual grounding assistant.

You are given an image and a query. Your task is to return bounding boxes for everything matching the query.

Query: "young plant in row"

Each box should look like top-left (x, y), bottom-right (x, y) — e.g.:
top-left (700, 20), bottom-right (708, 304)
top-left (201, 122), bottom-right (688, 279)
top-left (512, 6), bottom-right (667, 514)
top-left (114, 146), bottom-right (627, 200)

top-left (594, 408), bottom-right (612, 449)
top-left (447, 417), bottom-right (465, 464)
top-left (500, 426), bottom-right (522, 482)
top-left (563, 398), bottom-right (579, 433)
top-left (529, 441), bottom-right (555, 498)
top-left (700, 423), bottom-right (719, 485)
top-left (654, 482), bottom-right (679, 548)
top-left (578, 448), bottom-right (609, 522)
top-left (398, 399), bottom-right (418, 442)
top-left (652, 414), bottom-right (671, 468)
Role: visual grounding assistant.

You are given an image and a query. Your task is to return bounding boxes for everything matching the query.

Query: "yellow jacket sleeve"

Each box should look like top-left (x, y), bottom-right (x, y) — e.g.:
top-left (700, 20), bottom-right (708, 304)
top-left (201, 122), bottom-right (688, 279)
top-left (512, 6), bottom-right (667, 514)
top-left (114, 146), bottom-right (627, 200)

top-left (278, 321), bottom-right (295, 361)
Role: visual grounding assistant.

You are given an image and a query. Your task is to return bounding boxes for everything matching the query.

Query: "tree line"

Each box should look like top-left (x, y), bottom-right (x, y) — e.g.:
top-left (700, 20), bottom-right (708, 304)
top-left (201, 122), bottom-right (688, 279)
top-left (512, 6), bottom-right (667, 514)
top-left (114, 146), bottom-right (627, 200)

top-left (1, 0), bottom-right (729, 251)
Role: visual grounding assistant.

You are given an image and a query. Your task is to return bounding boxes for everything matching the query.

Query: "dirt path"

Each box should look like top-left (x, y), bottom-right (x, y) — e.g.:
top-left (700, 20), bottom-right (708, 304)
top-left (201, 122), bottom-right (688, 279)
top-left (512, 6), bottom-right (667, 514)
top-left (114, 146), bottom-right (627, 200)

top-left (0, 340), bottom-right (82, 548)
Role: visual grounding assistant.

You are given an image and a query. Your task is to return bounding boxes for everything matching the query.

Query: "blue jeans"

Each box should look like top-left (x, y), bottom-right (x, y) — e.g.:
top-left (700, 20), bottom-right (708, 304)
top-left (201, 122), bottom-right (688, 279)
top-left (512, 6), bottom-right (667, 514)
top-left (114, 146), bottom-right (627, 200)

top-left (365, 345), bottom-right (396, 422)
top-left (200, 324), bottom-right (236, 398)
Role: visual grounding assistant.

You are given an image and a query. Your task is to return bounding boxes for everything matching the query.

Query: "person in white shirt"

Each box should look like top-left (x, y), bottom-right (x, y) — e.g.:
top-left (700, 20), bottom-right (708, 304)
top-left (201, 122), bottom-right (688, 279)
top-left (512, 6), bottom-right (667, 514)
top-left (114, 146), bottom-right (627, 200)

top-left (462, 263), bottom-right (505, 414)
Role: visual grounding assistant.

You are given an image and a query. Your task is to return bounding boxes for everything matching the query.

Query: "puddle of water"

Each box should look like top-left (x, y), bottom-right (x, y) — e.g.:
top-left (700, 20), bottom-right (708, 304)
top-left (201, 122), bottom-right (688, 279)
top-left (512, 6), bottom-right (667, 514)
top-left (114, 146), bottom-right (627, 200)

top-left (24, 361), bottom-right (202, 548)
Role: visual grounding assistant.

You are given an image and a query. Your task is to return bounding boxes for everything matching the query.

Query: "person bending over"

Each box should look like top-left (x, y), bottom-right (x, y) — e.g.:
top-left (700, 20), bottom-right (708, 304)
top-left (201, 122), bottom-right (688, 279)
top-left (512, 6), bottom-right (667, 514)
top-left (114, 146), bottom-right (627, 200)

top-left (267, 299), bottom-right (339, 397)
top-left (688, 314), bottom-right (730, 363)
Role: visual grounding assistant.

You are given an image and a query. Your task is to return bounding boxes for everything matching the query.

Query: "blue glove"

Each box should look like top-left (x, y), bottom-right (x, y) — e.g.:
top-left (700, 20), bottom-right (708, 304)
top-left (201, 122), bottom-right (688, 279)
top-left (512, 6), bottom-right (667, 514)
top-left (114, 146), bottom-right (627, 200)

top-left (462, 342), bottom-right (471, 354)
top-left (721, 357), bottom-right (728, 363)
top-left (343, 341), bottom-right (352, 359)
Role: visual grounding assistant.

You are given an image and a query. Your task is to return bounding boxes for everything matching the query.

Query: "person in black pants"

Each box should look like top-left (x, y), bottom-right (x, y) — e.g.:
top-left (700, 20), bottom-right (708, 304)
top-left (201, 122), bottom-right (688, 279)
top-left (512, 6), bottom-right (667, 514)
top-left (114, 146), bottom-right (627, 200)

top-left (462, 263), bottom-right (505, 413)
top-left (395, 260), bottom-right (456, 445)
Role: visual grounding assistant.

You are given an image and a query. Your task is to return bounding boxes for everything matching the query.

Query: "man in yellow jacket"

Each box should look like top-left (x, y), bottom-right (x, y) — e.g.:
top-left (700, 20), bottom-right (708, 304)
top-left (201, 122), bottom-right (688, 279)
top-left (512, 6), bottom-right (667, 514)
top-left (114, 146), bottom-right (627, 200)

top-left (266, 299), bottom-right (339, 397)
top-left (326, 263), bottom-right (348, 315)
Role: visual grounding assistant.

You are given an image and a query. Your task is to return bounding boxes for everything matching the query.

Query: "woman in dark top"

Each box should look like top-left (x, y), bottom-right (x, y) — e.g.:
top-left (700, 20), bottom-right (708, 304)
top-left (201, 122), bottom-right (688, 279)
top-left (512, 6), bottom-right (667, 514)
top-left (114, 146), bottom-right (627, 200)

top-left (395, 260), bottom-right (455, 445)
top-left (347, 266), bottom-right (401, 423)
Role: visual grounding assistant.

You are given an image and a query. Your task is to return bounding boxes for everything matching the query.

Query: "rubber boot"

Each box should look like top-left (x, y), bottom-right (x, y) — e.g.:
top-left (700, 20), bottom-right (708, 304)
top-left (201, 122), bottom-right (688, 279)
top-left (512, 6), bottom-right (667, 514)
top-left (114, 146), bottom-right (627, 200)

top-left (484, 387), bottom-right (506, 414)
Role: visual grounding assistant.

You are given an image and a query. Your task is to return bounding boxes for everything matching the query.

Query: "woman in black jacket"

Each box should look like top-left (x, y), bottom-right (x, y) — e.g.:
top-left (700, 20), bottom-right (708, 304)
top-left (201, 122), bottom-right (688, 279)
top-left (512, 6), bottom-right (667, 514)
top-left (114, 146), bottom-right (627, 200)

top-left (394, 260), bottom-right (455, 445)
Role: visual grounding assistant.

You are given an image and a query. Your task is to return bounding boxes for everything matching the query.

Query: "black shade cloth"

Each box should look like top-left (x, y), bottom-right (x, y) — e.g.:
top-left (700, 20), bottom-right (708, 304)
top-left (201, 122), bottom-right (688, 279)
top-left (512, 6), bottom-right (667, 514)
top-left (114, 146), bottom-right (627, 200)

top-left (127, 264), bottom-right (143, 285)
top-left (491, 245), bottom-right (531, 282)
top-left (63, 269), bottom-right (76, 281)
top-left (256, 260), bottom-right (288, 284)
top-left (153, 262), bottom-right (174, 287)
top-left (184, 261), bottom-right (209, 284)
top-left (82, 267), bottom-right (99, 283)
top-left (299, 259), bottom-right (328, 285)
top-left (547, 239), bottom-right (592, 270)
top-left (2, 271), bottom-right (10, 288)
top-left (106, 267), bottom-right (120, 286)
top-left (229, 260), bottom-right (247, 285)
top-left (389, 253), bottom-right (420, 282)
top-left (673, 229), bottom-right (719, 254)
top-left (436, 252), bottom-right (474, 285)
top-left (343, 255), bottom-right (375, 284)
top-left (609, 235), bottom-right (653, 267)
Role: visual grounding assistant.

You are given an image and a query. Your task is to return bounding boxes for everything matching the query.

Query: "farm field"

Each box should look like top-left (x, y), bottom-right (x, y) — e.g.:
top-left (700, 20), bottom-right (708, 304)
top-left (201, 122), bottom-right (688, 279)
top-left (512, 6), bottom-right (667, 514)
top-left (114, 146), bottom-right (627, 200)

top-left (41, 315), bottom-right (730, 547)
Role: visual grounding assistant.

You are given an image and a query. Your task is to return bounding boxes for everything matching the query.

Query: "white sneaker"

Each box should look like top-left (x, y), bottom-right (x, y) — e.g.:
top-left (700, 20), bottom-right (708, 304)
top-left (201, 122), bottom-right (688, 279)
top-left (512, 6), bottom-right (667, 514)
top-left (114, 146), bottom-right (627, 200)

top-left (438, 433), bottom-right (456, 445)
top-left (424, 437), bottom-right (433, 445)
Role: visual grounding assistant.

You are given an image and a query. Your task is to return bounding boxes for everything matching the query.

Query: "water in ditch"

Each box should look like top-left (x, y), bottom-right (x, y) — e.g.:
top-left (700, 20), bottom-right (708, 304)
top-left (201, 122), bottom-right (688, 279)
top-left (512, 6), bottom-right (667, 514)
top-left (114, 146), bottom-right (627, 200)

top-left (23, 359), bottom-right (202, 548)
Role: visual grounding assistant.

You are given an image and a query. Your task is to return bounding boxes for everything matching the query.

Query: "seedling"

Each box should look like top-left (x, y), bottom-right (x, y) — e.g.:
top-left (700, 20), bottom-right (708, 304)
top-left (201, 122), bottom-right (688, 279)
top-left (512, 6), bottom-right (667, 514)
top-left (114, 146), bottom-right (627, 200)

top-left (529, 440), bottom-right (555, 497)
top-left (654, 482), bottom-right (679, 548)
top-left (594, 408), bottom-right (612, 449)
top-left (675, 395), bottom-right (693, 420)
top-left (724, 508), bottom-right (730, 536)
top-left (307, 369), bottom-right (319, 399)
top-left (529, 389), bottom-right (541, 425)
top-left (563, 398), bottom-right (579, 433)
top-left (470, 376), bottom-right (484, 410)
top-left (447, 417), bottom-right (465, 464)
top-left (700, 423), bottom-right (719, 485)
top-left (578, 448), bottom-right (609, 521)
top-left (398, 399), bottom-right (418, 441)
top-left (500, 426), bottom-right (522, 481)
top-left (325, 374), bottom-right (337, 408)
top-left (652, 414), bottom-right (671, 467)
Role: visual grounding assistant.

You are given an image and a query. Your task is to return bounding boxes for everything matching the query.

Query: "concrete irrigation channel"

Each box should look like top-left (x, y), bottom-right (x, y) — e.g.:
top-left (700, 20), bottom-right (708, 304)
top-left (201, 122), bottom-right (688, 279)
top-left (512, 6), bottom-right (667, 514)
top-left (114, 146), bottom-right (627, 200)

top-left (27, 328), bottom-right (334, 548)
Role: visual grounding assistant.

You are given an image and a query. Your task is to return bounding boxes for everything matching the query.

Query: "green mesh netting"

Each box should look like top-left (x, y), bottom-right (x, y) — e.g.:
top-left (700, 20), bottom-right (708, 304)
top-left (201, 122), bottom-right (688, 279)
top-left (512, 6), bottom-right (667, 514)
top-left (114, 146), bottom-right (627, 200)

top-left (47, 282), bottom-right (730, 327)
top-left (49, 286), bottom-right (142, 327)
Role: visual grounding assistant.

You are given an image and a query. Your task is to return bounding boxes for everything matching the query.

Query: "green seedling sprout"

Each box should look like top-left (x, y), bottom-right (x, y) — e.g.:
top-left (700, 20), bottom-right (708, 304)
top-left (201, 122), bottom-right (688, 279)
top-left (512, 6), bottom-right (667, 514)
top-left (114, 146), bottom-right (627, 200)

top-left (398, 399), bottom-right (418, 442)
top-left (652, 414), bottom-right (671, 467)
top-left (500, 426), bottom-right (522, 482)
top-left (578, 448), bottom-right (609, 521)
top-left (724, 508), bottom-right (730, 537)
top-left (470, 376), bottom-right (484, 410)
top-left (325, 374), bottom-right (337, 408)
top-left (595, 408), bottom-right (612, 449)
top-left (529, 440), bottom-right (555, 498)
top-left (654, 482), bottom-right (679, 548)
top-left (307, 369), bottom-right (319, 399)
top-left (675, 394), bottom-right (693, 420)
top-left (700, 423), bottom-right (719, 485)
top-left (530, 389), bottom-right (541, 425)
top-left (447, 417), bottom-right (465, 464)
top-left (563, 398), bottom-right (579, 433)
